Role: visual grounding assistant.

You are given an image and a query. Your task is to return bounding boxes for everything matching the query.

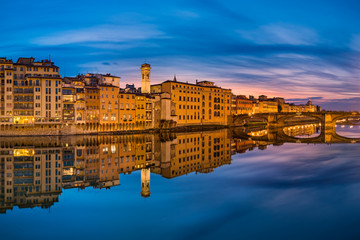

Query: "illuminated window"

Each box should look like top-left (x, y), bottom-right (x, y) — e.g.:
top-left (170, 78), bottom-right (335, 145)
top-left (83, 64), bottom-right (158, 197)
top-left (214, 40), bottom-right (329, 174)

top-left (111, 145), bottom-right (116, 154)
top-left (103, 147), bottom-right (108, 153)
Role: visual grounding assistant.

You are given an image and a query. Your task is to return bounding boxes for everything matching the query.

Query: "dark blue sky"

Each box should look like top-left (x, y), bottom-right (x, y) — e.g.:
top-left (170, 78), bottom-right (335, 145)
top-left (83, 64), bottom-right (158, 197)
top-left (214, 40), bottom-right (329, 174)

top-left (1, 0), bottom-right (360, 110)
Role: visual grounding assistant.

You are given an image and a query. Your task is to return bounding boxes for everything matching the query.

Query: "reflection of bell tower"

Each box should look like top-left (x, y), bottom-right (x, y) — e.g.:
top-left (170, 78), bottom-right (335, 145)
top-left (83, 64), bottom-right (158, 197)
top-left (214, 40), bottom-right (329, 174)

top-left (141, 168), bottom-right (150, 198)
top-left (141, 63), bottom-right (151, 94)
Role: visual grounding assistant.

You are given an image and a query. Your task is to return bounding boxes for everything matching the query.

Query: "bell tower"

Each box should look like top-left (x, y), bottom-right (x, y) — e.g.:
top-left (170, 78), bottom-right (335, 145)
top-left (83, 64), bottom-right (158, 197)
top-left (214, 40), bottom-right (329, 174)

top-left (141, 63), bottom-right (151, 93)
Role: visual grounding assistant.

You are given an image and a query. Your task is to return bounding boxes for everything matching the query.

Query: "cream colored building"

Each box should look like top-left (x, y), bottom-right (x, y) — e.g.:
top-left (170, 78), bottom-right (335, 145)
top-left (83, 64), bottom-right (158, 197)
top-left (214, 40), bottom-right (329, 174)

top-left (0, 57), bottom-right (62, 125)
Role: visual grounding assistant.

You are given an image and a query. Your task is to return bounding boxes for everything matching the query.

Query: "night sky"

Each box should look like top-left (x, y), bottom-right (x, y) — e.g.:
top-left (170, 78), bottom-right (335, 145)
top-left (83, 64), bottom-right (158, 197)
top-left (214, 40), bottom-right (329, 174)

top-left (1, 0), bottom-right (360, 110)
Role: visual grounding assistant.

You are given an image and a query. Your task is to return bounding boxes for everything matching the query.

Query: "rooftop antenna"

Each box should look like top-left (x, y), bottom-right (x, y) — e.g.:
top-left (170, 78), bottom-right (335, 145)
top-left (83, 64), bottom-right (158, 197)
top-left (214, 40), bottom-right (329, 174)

top-left (49, 54), bottom-right (51, 62)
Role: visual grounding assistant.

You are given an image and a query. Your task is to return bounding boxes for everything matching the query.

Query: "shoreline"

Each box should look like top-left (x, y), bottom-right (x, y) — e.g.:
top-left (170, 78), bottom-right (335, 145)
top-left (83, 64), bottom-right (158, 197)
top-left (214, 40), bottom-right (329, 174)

top-left (0, 124), bottom-right (229, 137)
top-left (0, 119), bottom-right (322, 137)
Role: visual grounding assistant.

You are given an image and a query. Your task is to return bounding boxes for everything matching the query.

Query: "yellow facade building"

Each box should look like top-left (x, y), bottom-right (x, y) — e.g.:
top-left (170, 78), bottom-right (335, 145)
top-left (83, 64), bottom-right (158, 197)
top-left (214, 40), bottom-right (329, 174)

top-left (85, 86), bottom-right (100, 124)
top-left (151, 80), bottom-right (232, 126)
top-left (118, 92), bottom-right (136, 130)
top-left (259, 101), bottom-right (278, 113)
top-left (135, 94), bottom-right (146, 129)
top-left (99, 85), bottom-right (119, 130)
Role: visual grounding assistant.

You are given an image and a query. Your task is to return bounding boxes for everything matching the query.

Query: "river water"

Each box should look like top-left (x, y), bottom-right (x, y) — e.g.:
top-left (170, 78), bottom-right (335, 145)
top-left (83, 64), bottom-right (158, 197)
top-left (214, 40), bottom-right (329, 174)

top-left (1, 126), bottom-right (360, 240)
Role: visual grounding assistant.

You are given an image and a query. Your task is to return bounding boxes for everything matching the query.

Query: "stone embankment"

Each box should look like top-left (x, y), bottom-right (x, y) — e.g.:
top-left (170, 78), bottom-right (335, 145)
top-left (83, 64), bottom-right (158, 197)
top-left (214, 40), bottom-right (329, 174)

top-left (0, 124), bottom-right (228, 137)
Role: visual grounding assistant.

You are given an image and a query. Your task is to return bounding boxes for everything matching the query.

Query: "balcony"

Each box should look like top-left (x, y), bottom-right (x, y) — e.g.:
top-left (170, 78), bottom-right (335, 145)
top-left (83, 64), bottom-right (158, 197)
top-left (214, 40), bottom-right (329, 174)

top-left (13, 89), bottom-right (34, 94)
top-left (14, 107), bottom-right (34, 110)
top-left (14, 112), bottom-right (34, 116)
top-left (14, 98), bottom-right (33, 102)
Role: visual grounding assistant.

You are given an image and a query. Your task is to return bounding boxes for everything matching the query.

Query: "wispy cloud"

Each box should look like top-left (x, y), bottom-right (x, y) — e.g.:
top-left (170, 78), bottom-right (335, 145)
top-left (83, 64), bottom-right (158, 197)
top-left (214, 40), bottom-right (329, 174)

top-left (31, 24), bottom-right (166, 46)
top-left (238, 23), bottom-right (319, 46)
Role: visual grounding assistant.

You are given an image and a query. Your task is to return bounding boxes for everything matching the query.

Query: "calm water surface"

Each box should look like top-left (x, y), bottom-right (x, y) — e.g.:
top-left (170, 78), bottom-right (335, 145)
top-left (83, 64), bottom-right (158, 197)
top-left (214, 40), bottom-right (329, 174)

top-left (1, 127), bottom-right (360, 240)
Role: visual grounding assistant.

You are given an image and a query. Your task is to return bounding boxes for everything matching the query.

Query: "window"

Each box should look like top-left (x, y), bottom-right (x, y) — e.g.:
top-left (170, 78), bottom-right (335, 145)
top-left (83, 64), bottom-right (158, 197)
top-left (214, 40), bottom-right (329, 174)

top-left (111, 145), bottom-right (116, 154)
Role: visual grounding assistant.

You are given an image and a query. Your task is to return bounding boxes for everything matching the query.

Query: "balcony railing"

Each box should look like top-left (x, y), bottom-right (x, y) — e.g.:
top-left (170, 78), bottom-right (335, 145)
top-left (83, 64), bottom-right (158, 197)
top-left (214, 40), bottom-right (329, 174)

top-left (13, 89), bottom-right (34, 94)
top-left (14, 107), bottom-right (34, 110)
top-left (14, 99), bottom-right (33, 102)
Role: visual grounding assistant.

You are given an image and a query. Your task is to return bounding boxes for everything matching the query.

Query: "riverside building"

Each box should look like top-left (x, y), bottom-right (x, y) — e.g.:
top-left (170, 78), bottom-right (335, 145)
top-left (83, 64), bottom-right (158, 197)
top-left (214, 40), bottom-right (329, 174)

top-left (151, 78), bottom-right (232, 126)
top-left (235, 95), bottom-right (253, 115)
top-left (0, 57), bottom-right (62, 125)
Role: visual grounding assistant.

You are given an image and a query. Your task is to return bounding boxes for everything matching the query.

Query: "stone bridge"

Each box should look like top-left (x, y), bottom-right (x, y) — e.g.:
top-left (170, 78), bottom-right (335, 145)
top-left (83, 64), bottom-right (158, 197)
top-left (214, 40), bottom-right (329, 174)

top-left (231, 111), bottom-right (360, 144)
top-left (232, 111), bottom-right (360, 130)
top-left (232, 125), bottom-right (360, 144)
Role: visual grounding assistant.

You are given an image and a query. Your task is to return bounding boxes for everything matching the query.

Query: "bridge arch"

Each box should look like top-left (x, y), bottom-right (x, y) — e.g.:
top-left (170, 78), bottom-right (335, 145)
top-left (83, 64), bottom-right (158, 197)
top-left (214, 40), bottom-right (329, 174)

top-left (275, 113), bottom-right (324, 126)
top-left (233, 114), bottom-right (269, 126)
top-left (331, 113), bottom-right (360, 124)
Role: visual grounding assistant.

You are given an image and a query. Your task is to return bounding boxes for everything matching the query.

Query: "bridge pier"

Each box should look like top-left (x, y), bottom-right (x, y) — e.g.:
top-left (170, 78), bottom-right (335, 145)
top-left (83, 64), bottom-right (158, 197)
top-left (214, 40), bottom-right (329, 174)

top-left (267, 128), bottom-right (281, 142)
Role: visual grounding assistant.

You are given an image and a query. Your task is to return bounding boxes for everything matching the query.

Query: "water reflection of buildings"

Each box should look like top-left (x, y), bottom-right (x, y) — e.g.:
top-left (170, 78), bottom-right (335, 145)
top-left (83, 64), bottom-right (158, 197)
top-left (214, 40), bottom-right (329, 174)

top-left (152, 131), bottom-right (233, 178)
top-left (0, 141), bottom-right (62, 214)
top-left (0, 129), bottom-right (269, 214)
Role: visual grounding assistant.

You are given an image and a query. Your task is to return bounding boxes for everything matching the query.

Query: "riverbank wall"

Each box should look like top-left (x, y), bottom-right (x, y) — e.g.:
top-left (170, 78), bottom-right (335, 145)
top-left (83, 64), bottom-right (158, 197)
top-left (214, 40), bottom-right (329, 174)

top-left (0, 123), bottom-right (229, 137)
top-left (0, 116), bottom-right (323, 137)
